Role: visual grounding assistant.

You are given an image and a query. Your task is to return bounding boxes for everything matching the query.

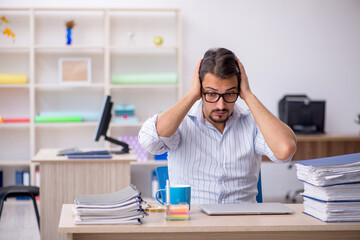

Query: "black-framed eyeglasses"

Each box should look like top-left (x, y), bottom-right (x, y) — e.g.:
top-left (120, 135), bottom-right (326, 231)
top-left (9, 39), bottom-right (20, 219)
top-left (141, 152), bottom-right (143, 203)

top-left (202, 92), bottom-right (239, 103)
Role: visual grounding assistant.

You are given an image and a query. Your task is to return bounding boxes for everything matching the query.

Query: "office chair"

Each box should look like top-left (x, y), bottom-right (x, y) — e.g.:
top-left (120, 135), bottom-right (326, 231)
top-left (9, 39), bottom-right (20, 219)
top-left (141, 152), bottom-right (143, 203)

top-left (155, 166), bottom-right (263, 203)
top-left (0, 185), bottom-right (40, 230)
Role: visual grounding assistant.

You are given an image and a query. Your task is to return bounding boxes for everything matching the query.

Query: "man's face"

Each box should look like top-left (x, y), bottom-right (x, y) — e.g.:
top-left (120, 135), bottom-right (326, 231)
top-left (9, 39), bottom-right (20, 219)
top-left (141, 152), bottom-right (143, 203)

top-left (201, 73), bottom-right (239, 125)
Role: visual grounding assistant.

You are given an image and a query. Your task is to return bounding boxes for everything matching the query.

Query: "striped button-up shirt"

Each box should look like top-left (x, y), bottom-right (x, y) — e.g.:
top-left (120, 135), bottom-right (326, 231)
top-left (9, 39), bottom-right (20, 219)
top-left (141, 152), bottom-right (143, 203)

top-left (139, 100), bottom-right (288, 204)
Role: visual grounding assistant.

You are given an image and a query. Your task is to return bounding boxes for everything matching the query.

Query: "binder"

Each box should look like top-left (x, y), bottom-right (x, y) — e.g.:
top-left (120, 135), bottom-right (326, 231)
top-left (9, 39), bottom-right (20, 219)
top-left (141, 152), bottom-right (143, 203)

top-left (15, 171), bottom-right (30, 200)
top-left (296, 152), bottom-right (360, 166)
top-left (74, 185), bottom-right (147, 224)
top-left (302, 181), bottom-right (360, 201)
top-left (295, 153), bottom-right (360, 186)
top-left (302, 196), bottom-right (360, 222)
top-left (296, 153), bottom-right (360, 222)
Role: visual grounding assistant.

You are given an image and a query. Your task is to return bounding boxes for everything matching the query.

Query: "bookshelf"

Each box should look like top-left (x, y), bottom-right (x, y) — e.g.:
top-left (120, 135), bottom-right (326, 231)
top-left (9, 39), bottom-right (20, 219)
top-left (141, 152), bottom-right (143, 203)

top-left (0, 8), bottom-right (181, 186)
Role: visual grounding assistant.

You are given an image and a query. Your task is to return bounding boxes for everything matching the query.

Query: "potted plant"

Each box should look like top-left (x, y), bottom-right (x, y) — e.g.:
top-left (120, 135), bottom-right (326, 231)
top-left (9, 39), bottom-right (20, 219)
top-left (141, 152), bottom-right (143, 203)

top-left (355, 113), bottom-right (360, 134)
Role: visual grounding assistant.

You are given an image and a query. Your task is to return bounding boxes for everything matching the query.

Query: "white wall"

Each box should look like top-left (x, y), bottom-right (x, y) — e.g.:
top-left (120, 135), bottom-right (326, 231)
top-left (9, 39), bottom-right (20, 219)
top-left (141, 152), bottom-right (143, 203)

top-left (4, 0), bottom-right (360, 133)
top-left (3, 0), bottom-right (360, 201)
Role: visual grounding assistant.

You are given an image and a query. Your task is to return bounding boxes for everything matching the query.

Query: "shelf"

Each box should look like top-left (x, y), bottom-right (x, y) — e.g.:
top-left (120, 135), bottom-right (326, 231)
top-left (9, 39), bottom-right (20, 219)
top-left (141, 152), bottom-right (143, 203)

top-left (0, 9), bottom-right (30, 13)
top-left (0, 47), bottom-right (30, 52)
top-left (0, 123), bottom-right (30, 129)
top-left (110, 122), bottom-right (144, 128)
top-left (0, 84), bottom-right (30, 88)
top-left (35, 122), bottom-right (98, 128)
top-left (0, 160), bottom-right (30, 166)
top-left (35, 46), bottom-right (104, 54)
top-left (110, 46), bottom-right (178, 54)
top-left (109, 8), bottom-right (179, 12)
top-left (2, 7), bottom-right (181, 188)
top-left (34, 8), bottom-right (105, 13)
top-left (34, 83), bottom-right (104, 90)
top-left (110, 83), bottom-right (178, 89)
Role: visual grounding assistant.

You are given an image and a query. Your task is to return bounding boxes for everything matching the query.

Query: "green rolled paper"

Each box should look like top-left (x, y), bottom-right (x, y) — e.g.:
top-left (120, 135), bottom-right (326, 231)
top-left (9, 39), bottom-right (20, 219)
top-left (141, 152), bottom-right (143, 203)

top-left (112, 73), bottom-right (177, 84)
top-left (35, 115), bottom-right (82, 123)
top-left (37, 111), bottom-right (99, 121)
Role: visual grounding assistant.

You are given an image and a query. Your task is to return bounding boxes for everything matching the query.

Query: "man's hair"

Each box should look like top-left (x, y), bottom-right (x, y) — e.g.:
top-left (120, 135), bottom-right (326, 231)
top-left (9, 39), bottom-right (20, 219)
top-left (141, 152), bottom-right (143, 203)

top-left (199, 48), bottom-right (241, 91)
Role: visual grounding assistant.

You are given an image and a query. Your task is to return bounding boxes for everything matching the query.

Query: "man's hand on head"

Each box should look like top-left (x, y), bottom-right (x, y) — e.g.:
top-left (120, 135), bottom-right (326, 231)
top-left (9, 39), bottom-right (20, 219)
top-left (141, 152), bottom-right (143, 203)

top-left (236, 57), bottom-right (252, 101)
top-left (188, 59), bottom-right (202, 101)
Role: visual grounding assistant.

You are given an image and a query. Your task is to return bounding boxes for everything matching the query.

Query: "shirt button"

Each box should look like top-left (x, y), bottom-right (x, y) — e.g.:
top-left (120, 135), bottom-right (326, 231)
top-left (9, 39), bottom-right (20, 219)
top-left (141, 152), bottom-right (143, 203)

top-left (218, 180), bottom-right (222, 185)
top-left (218, 199), bottom-right (222, 204)
top-left (220, 163), bottom-right (223, 167)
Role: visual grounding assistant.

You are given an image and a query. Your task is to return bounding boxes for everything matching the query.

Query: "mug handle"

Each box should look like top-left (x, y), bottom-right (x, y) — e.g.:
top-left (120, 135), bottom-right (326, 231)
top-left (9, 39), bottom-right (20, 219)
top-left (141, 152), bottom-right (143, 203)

top-left (155, 189), bottom-right (166, 205)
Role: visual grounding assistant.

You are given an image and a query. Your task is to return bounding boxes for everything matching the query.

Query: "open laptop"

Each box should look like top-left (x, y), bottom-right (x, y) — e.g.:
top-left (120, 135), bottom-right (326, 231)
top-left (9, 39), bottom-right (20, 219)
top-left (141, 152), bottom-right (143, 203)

top-left (199, 203), bottom-right (295, 215)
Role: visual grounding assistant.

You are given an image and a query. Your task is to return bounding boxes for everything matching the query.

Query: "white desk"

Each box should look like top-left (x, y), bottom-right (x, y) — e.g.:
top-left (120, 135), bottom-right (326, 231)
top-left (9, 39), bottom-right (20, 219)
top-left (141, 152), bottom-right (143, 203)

top-left (59, 204), bottom-right (360, 240)
top-left (32, 148), bottom-right (136, 240)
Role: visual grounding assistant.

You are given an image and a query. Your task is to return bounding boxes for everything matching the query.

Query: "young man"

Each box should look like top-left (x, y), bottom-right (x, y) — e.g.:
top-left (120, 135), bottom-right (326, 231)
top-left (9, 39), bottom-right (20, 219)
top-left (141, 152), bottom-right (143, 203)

top-left (139, 48), bottom-right (296, 204)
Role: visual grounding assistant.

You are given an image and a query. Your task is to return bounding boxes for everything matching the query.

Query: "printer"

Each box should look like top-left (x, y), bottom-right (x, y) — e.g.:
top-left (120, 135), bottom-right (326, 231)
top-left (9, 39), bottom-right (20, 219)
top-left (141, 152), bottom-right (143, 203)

top-left (278, 95), bottom-right (326, 134)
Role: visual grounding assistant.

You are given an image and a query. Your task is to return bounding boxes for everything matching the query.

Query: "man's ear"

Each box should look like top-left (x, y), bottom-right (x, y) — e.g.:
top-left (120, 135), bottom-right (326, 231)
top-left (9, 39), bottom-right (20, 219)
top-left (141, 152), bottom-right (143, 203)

top-left (235, 60), bottom-right (241, 92)
top-left (199, 59), bottom-right (203, 95)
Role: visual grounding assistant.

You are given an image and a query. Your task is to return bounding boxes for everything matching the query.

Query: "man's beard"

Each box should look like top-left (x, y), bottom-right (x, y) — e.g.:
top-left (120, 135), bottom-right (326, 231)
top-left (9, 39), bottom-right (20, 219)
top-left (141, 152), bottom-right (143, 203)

top-left (208, 109), bottom-right (230, 123)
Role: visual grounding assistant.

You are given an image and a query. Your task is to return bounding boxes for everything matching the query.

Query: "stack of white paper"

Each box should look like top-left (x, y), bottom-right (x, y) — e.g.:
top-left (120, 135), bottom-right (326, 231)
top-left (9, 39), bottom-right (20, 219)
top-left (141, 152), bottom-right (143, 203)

top-left (302, 182), bottom-right (360, 202)
top-left (295, 153), bottom-right (360, 222)
top-left (302, 197), bottom-right (360, 222)
top-left (74, 185), bottom-right (147, 224)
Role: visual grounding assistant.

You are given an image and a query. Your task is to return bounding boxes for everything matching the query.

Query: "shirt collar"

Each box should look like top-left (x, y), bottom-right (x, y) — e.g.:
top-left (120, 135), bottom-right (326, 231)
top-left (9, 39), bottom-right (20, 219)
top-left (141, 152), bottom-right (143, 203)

top-left (187, 100), bottom-right (205, 122)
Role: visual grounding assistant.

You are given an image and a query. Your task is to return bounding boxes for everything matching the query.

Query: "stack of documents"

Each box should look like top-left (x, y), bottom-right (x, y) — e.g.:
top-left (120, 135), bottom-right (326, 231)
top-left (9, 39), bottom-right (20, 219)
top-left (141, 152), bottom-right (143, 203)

top-left (295, 153), bottom-right (360, 222)
top-left (74, 185), bottom-right (147, 224)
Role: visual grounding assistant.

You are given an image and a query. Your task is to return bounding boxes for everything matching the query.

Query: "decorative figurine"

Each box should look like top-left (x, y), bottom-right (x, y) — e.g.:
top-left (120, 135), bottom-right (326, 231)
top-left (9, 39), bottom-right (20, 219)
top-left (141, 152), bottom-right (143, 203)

top-left (66, 20), bottom-right (75, 45)
top-left (1, 16), bottom-right (8, 24)
top-left (1, 16), bottom-right (16, 43)
top-left (153, 36), bottom-right (163, 46)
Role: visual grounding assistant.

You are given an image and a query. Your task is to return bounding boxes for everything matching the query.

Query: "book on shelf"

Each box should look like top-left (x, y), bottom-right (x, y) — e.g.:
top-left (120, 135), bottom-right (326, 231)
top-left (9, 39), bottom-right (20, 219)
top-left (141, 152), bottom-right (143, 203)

top-left (35, 169), bottom-right (40, 201)
top-left (295, 153), bottom-right (360, 222)
top-left (15, 170), bottom-right (30, 200)
top-left (74, 185), bottom-right (147, 225)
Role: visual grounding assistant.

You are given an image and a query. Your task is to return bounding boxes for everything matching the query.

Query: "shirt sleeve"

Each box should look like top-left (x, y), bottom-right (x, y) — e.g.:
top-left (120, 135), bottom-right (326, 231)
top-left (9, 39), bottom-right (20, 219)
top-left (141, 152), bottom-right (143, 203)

top-left (254, 126), bottom-right (292, 163)
top-left (138, 114), bottom-right (181, 155)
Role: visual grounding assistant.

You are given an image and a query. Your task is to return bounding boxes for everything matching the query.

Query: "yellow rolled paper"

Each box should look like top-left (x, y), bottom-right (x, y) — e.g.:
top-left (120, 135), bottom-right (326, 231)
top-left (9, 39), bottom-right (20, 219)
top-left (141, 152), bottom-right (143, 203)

top-left (0, 74), bottom-right (28, 84)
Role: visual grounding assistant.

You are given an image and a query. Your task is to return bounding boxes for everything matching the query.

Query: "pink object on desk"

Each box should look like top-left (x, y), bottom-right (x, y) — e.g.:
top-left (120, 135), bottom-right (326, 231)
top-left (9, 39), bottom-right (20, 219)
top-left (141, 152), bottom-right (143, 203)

top-left (119, 135), bottom-right (148, 161)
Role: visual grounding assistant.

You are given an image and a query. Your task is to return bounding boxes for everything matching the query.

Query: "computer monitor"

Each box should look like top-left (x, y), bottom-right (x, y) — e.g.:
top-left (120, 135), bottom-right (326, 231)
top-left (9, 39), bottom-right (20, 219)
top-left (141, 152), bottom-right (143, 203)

top-left (283, 98), bottom-right (325, 134)
top-left (94, 95), bottom-right (129, 153)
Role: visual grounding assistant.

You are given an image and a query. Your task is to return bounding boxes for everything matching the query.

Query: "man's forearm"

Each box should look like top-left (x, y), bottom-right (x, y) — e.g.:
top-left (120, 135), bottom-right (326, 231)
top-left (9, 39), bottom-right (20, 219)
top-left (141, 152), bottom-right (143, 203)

top-left (244, 93), bottom-right (297, 160)
top-left (156, 92), bottom-right (199, 137)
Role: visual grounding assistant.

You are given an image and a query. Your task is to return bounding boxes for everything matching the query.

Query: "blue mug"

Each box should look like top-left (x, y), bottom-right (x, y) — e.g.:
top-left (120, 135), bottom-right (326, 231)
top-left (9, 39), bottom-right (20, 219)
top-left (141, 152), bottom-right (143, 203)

top-left (156, 185), bottom-right (191, 207)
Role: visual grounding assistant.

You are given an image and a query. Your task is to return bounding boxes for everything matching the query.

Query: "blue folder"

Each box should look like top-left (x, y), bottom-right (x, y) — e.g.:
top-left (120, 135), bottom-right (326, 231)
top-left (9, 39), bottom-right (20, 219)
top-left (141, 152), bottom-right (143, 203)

top-left (67, 155), bottom-right (112, 159)
top-left (296, 152), bottom-right (360, 166)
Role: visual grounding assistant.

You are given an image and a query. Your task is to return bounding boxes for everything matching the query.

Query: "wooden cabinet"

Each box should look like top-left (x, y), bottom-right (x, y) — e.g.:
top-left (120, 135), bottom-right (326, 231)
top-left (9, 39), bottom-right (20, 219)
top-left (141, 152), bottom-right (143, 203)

top-left (294, 134), bottom-right (360, 160)
top-left (263, 134), bottom-right (360, 161)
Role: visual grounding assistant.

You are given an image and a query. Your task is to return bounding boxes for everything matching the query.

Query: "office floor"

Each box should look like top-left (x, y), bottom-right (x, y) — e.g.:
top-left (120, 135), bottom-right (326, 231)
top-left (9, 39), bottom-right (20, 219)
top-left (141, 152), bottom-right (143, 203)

top-left (0, 200), bottom-right (40, 240)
